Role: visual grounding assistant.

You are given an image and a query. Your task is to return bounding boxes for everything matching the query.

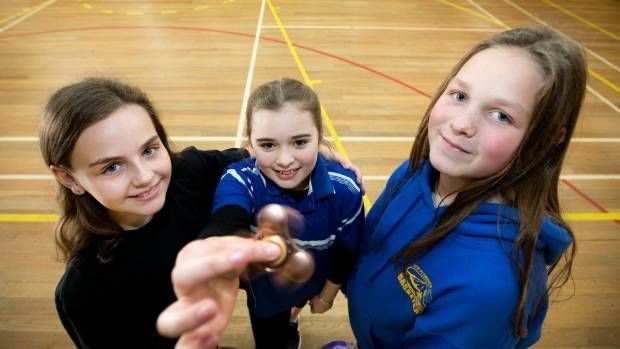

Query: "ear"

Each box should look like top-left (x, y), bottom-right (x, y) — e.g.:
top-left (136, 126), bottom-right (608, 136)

top-left (50, 165), bottom-right (85, 195)
top-left (245, 144), bottom-right (256, 157)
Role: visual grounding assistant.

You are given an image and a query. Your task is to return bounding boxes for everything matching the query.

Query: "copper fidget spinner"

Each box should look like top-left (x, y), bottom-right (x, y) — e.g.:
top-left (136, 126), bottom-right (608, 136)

top-left (253, 204), bottom-right (315, 286)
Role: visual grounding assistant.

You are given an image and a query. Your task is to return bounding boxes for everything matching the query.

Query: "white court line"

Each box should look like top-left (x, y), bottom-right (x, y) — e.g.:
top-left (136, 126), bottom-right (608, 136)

top-left (503, 0), bottom-right (620, 75)
top-left (0, 0), bottom-right (56, 32)
top-left (234, 0), bottom-right (265, 147)
top-left (586, 85), bottom-right (620, 114)
top-left (504, 0), bottom-right (620, 114)
top-left (262, 25), bottom-right (500, 32)
top-left (2, 136), bottom-right (620, 142)
top-left (3, 174), bottom-right (619, 181)
top-left (467, 0), bottom-right (507, 28)
top-left (0, 175), bottom-right (53, 180)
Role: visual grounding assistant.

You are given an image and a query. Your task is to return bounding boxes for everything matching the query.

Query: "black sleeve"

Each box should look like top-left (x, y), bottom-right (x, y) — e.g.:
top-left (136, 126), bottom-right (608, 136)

top-left (55, 274), bottom-right (83, 347)
top-left (199, 204), bottom-right (253, 238)
top-left (327, 241), bottom-right (357, 284)
top-left (171, 147), bottom-right (250, 239)
top-left (174, 146), bottom-right (250, 196)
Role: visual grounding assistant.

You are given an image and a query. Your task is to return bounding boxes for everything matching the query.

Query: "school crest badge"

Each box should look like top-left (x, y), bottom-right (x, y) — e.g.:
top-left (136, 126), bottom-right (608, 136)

top-left (398, 264), bottom-right (432, 315)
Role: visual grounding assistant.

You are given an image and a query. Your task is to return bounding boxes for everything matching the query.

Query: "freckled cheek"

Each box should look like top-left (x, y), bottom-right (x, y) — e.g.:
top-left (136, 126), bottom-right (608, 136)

top-left (428, 107), bottom-right (443, 128)
top-left (428, 103), bottom-right (453, 133)
top-left (479, 134), bottom-right (522, 168)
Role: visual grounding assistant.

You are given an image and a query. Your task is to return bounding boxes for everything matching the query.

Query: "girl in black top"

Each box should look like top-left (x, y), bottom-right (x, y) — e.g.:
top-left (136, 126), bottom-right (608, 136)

top-left (40, 78), bottom-right (249, 348)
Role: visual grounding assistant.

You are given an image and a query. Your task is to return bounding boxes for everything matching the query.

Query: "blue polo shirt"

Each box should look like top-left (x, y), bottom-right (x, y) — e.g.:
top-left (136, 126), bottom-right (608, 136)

top-left (212, 155), bottom-right (364, 316)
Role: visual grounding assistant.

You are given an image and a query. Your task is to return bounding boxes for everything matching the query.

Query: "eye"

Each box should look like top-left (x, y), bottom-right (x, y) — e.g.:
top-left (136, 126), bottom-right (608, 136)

top-left (293, 139), bottom-right (309, 147)
top-left (102, 163), bottom-right (121, 175)
top-left (490, 110), bottom-right (513, 124)
top-left (143, 146), bottom-right (158, 157)
top-left (259, 142), bottom-right (276, 151)
top-left (450, 91), bottom-right (467, 102)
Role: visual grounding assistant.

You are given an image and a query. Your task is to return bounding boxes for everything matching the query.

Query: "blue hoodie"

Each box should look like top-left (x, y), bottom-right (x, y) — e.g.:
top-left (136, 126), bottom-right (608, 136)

top-left (346, 160), bottom-right (572, 349)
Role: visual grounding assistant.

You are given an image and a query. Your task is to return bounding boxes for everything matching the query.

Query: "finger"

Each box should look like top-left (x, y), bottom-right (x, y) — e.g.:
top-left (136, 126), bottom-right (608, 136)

top-left (157, 299), bottom-right (216, 338)
top-left (176, 309), bottom-right (229, 349)
top-left (176, 331), bottom-right (219, 349)
top-left (172, 239), bottom-right (281, 290)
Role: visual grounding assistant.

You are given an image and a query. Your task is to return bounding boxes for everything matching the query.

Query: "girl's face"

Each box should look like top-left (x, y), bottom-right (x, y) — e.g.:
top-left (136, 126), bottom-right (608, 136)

top-left (428, 47), bottom-right (545, 191)
top-left (64, 104), bottom-right (172, 229)
top-left (249, 102), bottom-right (320, 191)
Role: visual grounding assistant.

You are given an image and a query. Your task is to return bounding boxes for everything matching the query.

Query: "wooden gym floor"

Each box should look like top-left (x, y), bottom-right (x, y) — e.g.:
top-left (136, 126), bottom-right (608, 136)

top-left (0, 0), bottom-right (618, 348)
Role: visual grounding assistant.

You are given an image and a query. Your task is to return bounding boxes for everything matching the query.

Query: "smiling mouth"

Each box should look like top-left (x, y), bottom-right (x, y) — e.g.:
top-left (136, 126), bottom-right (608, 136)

top-left (130, 181), bottom-right (160, 200)
top-left (274, 168), bottom-right (300, 176)
top-left (441, 135), bottom-right (471, 154)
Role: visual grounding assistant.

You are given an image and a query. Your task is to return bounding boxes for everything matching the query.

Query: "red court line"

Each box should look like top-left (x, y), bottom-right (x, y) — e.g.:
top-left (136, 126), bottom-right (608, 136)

top-left (561, 179), bottom-right (620, 225)
top-left (0, 25), bottom-right (431, 98)
top-left (1, 25), bottom-right (613, 217)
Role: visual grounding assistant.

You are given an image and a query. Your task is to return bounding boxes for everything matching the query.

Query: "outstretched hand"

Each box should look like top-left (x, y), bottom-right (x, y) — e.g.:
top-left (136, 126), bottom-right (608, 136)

top-left (157, 236), bottom-right (281, 349)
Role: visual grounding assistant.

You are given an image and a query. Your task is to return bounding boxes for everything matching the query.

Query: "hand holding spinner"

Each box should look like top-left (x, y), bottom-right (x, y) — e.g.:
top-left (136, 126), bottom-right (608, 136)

top-left (254, 204), bottom-right (315, 286)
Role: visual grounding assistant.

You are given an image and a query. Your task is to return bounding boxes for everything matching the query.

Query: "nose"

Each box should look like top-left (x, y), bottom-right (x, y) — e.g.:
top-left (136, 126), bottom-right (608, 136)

top-left (131, 160), bottom-right (154, 187)
top-left (276, 147), bottom-right (295, 168)
top-left (450, 107), bottom-right (477, 137)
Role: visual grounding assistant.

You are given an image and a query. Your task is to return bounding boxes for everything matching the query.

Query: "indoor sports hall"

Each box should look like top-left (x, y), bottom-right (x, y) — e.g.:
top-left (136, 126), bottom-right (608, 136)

top-left (0, 0), bottom-right (618, 347)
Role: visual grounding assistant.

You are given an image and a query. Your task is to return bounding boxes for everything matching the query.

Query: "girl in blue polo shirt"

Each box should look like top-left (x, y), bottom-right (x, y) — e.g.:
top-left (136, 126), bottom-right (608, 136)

top-left (201, 78), bottom-right (364, 349)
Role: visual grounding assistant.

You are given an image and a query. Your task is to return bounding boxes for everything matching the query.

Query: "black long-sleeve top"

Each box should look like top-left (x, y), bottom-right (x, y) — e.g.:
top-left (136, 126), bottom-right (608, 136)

top-left (55, 147), bottom-right (247, 349)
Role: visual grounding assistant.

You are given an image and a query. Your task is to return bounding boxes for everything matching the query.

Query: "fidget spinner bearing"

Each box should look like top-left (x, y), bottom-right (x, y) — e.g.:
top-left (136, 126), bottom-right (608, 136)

top-left (254, 204), bottom-right (315, 286)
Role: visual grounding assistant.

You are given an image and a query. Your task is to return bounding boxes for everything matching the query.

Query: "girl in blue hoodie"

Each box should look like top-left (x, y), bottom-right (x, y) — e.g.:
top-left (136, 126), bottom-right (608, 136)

top-left (343, 26), bottom-right (586, 348)
top-left (157, 26), bottom-right (586, 349)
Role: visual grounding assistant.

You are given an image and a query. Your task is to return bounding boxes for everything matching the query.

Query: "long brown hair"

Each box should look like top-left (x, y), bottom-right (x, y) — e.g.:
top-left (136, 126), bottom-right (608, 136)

top-left (393, 27), bottom-right (586, 337)
top-left (39, 78), bottom-right (174, 262)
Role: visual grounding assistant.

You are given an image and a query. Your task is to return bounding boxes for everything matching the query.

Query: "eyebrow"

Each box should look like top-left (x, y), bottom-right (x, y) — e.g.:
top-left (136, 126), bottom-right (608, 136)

top-left (88, 135), bottom-right (160, 167)
top-left (255, 134), bottom-right (313, 142)
top-left (451, 77), bottom-right (528, 114)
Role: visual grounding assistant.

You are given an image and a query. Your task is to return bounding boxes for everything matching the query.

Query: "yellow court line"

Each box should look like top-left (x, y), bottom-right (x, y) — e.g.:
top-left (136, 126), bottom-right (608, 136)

top-left (541, 0), bottom-right (620, 42)
top-left (587, 67), bottom-right (620, 94)
top-left (434, 0), bottom-right (508, 29)
top-left (265, 0), bottom-right (372, 211)
top-left (0, 213), bottom-right (58, 222)
top-left (562, 212), bottom-right (620, 221)
top-left (1, 212), bottom-right (618, 222)
top-left (0, 7), bottom-right (31, 25)
top-left (436, 0), bottom-right (620, 95)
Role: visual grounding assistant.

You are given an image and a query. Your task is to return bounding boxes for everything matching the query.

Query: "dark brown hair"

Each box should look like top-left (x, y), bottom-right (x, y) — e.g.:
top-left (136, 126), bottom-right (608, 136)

top-left (39, 78), bottom-right (174, 262)
top-left (394, 27), bottom-right (586, 337)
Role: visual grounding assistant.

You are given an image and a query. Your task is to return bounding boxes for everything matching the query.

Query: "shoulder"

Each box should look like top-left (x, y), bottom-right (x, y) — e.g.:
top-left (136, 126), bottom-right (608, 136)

top-left (385, 159), bottom-right (415, 188)
top-left (171, 147), bottom-right (250, 192)
top-left (55, 259), bottom-right (99, 308)
top-left (323, 158), bottom-right (361, 195)
top-left (225, 157), bottom-right (256, 171)
top-left (175, 147), bottom-right (249, 171)
top-left (221, 158), bottom-right (262, 182)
